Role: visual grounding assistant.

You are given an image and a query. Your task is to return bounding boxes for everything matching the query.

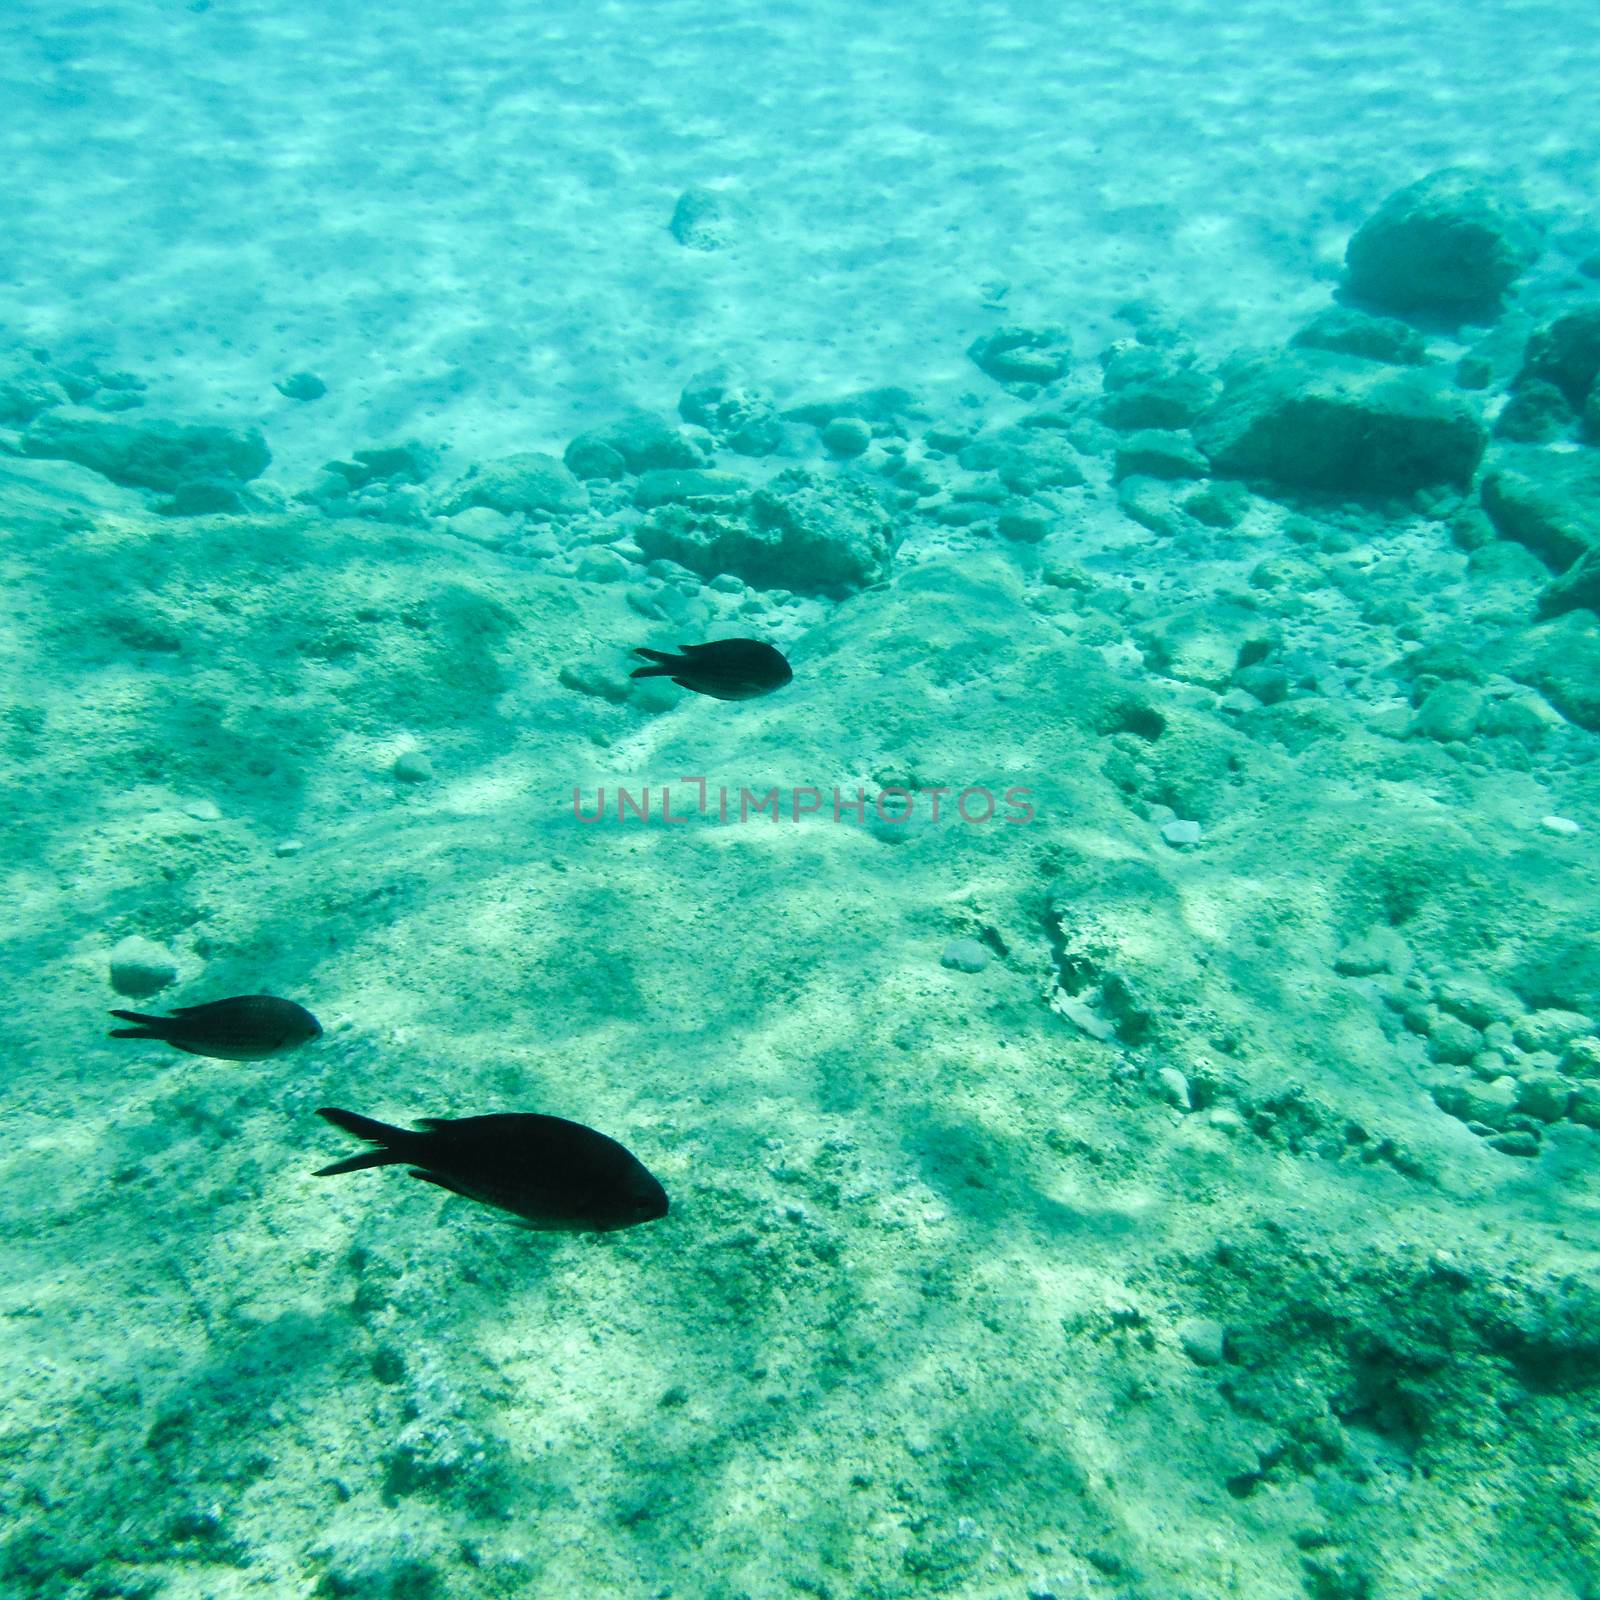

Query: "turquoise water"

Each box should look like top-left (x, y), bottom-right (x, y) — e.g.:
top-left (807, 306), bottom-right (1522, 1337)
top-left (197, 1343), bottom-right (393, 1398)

top-left (3, 3), bottom-right (1600, 1597)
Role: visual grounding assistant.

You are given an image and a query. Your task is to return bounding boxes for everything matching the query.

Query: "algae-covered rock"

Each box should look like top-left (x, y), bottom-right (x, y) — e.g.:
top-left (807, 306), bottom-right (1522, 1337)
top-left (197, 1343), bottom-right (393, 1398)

top-left (967, 325), bottom-right (1071, 386)
top-left (1192, 350), bottom-right (1486, 494)
top-left (1493, 379), bottom-right (1576, 443)
top-left (566, 412), bottom-right (703, 477)
top-left (1342, 167), bottom-right (1540, 315)
top-left (1538, 545), bottom-right (1600, 619)
top-left (1500, 611), bottom-right (1600, 730)
top-left (1514, 303), bottom-right (1600, 409)
top-left (1112, 429), bottom-right (1209, 483)
top-left (631, 468), bottom-right (749, 509)
top-left (22, 408), bottom-right (270, 491)
top-left (1479, 448), bottom-right (1600, 570)
top-left (1289, 306), bottom-right (1431, 365)
top-left (1098, 345), bottom-right (1218, 430)
top-left (634, 467), bottom-right (894, 595)
top-left (1135, 602), bottom-right (1280, 690)
top-left (956, 426), bottom-right (1086, 494)
top-left (439, 452), bottom-right (587, 517)
top-left (677, 369), bottom-right (782, 455)
top-left (668, 186), bottom-right (745, 250)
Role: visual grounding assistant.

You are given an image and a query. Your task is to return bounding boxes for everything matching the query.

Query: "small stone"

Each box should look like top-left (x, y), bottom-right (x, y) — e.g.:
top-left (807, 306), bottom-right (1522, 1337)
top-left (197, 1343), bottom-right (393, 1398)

top-left (275, 371), bottom-right (326, 401)
top-left (275, 839), bottom-right (304, 856)
top-left (1205, 1107), bottom-right (1246, 1133)
top-left (393, 751), bottom-right (433, 784)
top-left (997, 508), bottom-right (1051, 543)
top-left (1409, 682), bottom-right (1484, 741)
top-left (1487, 1129), bottom-right (1542, 1158)
top-left (1541, 815), bottom-right (1581, 836)
top-left (820, 417), bottom-right (872, 457)
top-left (669, 187), bottom-right (744, 251)
top-left (182, 798), bottom-right (222, 821)
top-left (940, 938), bottom-right (990, 973)
top-left (575, 547), bottom-right (630, 584)
top-left (446, 506), bottom-right (515, 546)
top-left (1156, 1066), bottom-right (1192, 1109)
top-left (1178, 1317), bottom-right (1227, 1366)
top-left (109, 935), bottom-right (178, 998)
top-left (1334, 927), bottom-right (1411, 977)
top-left (1160, 818), bottom-right (1201, 848)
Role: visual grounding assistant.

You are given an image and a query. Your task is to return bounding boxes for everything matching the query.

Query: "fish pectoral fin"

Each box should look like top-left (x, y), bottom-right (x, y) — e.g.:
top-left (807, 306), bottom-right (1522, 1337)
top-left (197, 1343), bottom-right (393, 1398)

top-left (408, 1169), bottom-right (472, 1198)
top-left (108, 1026), bottom-right (162, 1040)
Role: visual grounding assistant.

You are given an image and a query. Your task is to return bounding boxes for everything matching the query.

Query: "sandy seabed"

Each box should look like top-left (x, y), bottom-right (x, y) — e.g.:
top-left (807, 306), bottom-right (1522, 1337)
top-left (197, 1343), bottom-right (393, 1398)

top-left (2, 2), bottom-right (1600, 1598)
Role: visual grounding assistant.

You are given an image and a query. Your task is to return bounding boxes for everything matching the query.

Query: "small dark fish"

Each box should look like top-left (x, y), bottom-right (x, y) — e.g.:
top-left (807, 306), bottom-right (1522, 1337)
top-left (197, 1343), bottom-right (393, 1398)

top-left (108, 994), bottom-right (322, 1060)
top-left (631, 638), bottom-right (792, 701)
top-left (313, 1107), bottom-right (669, 1232)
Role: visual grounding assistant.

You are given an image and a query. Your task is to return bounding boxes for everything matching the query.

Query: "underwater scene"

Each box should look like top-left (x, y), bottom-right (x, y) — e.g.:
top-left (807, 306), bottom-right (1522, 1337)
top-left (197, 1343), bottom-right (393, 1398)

top-left (4, 1), bottom-right (1600, 1597)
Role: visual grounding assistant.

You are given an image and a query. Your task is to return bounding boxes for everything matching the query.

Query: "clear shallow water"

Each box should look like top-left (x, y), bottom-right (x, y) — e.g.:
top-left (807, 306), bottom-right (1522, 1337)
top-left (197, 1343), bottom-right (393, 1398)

top-left (2, 3), bottom-right (1599, 1598)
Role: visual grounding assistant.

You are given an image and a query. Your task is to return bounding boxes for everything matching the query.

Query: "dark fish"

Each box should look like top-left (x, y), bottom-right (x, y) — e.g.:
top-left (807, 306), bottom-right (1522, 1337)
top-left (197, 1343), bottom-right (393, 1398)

top-left (630, 638), bottom-right (792, 701)
top-left (313, 1107), bottom-right (669, 1232)
top-left (108, 994), bottom-right (322, 1060)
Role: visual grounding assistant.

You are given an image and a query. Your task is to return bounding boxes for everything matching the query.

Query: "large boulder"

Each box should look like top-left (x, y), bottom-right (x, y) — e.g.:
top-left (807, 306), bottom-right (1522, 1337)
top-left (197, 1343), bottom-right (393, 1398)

top-left (1192, 349), bottom-right (1486, 494)
top-left (633, 467), bottom-right (895, 596)
top-left (1342, 168), bottom-right (1540, 316)
top-left (21, 408), bottom-right (270, 491)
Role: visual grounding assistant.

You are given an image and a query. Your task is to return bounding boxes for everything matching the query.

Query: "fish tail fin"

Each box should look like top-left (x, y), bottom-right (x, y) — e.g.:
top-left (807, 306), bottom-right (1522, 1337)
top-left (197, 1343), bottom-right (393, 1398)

top-left (313, 1107), bottom-right (411, 1176)
top-left (630, 647), bottom-right (680, 680)
top-left (108, 1009), bottom-right (168, 1040)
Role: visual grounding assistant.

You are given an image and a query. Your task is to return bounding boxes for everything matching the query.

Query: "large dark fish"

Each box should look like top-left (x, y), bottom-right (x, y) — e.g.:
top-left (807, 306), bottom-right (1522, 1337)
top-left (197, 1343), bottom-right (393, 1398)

top-left (313, 1107), bottom-right (669, 1232)
top-left (630, 638), bottom-right (792, 701)
top-left (108, 994), bottom-right (322, 1060)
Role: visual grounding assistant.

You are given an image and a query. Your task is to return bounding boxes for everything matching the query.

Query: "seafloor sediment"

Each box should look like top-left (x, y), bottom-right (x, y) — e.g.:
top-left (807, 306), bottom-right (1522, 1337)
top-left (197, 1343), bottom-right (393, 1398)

top-left (3, 168), bottom-right (1600, 1600)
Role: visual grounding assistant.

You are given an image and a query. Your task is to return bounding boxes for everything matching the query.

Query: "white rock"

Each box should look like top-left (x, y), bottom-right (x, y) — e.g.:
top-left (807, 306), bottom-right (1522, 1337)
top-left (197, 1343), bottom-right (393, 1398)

top-left (1160, 818), bottom-right (1202, 847)
top-left (1050, 992), bottom-right (1115, 1041)
top-left (940, 938), bottom-right (990, 973)
top-left (1156, 1066), bottom-right (1192, 1109)
top-left (182, 798), bottom-right (222, 821)
top-left (1179, 1317), bottom-right (1228, 1366)
top-left (108, 935), bottom-right (178, 999)
top-left (1541, 815), bottom-right (1581, 836)
top-left (393, 751), bottom-right (434, 784)
top-left (275, 839), bottom-right (304, 856)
